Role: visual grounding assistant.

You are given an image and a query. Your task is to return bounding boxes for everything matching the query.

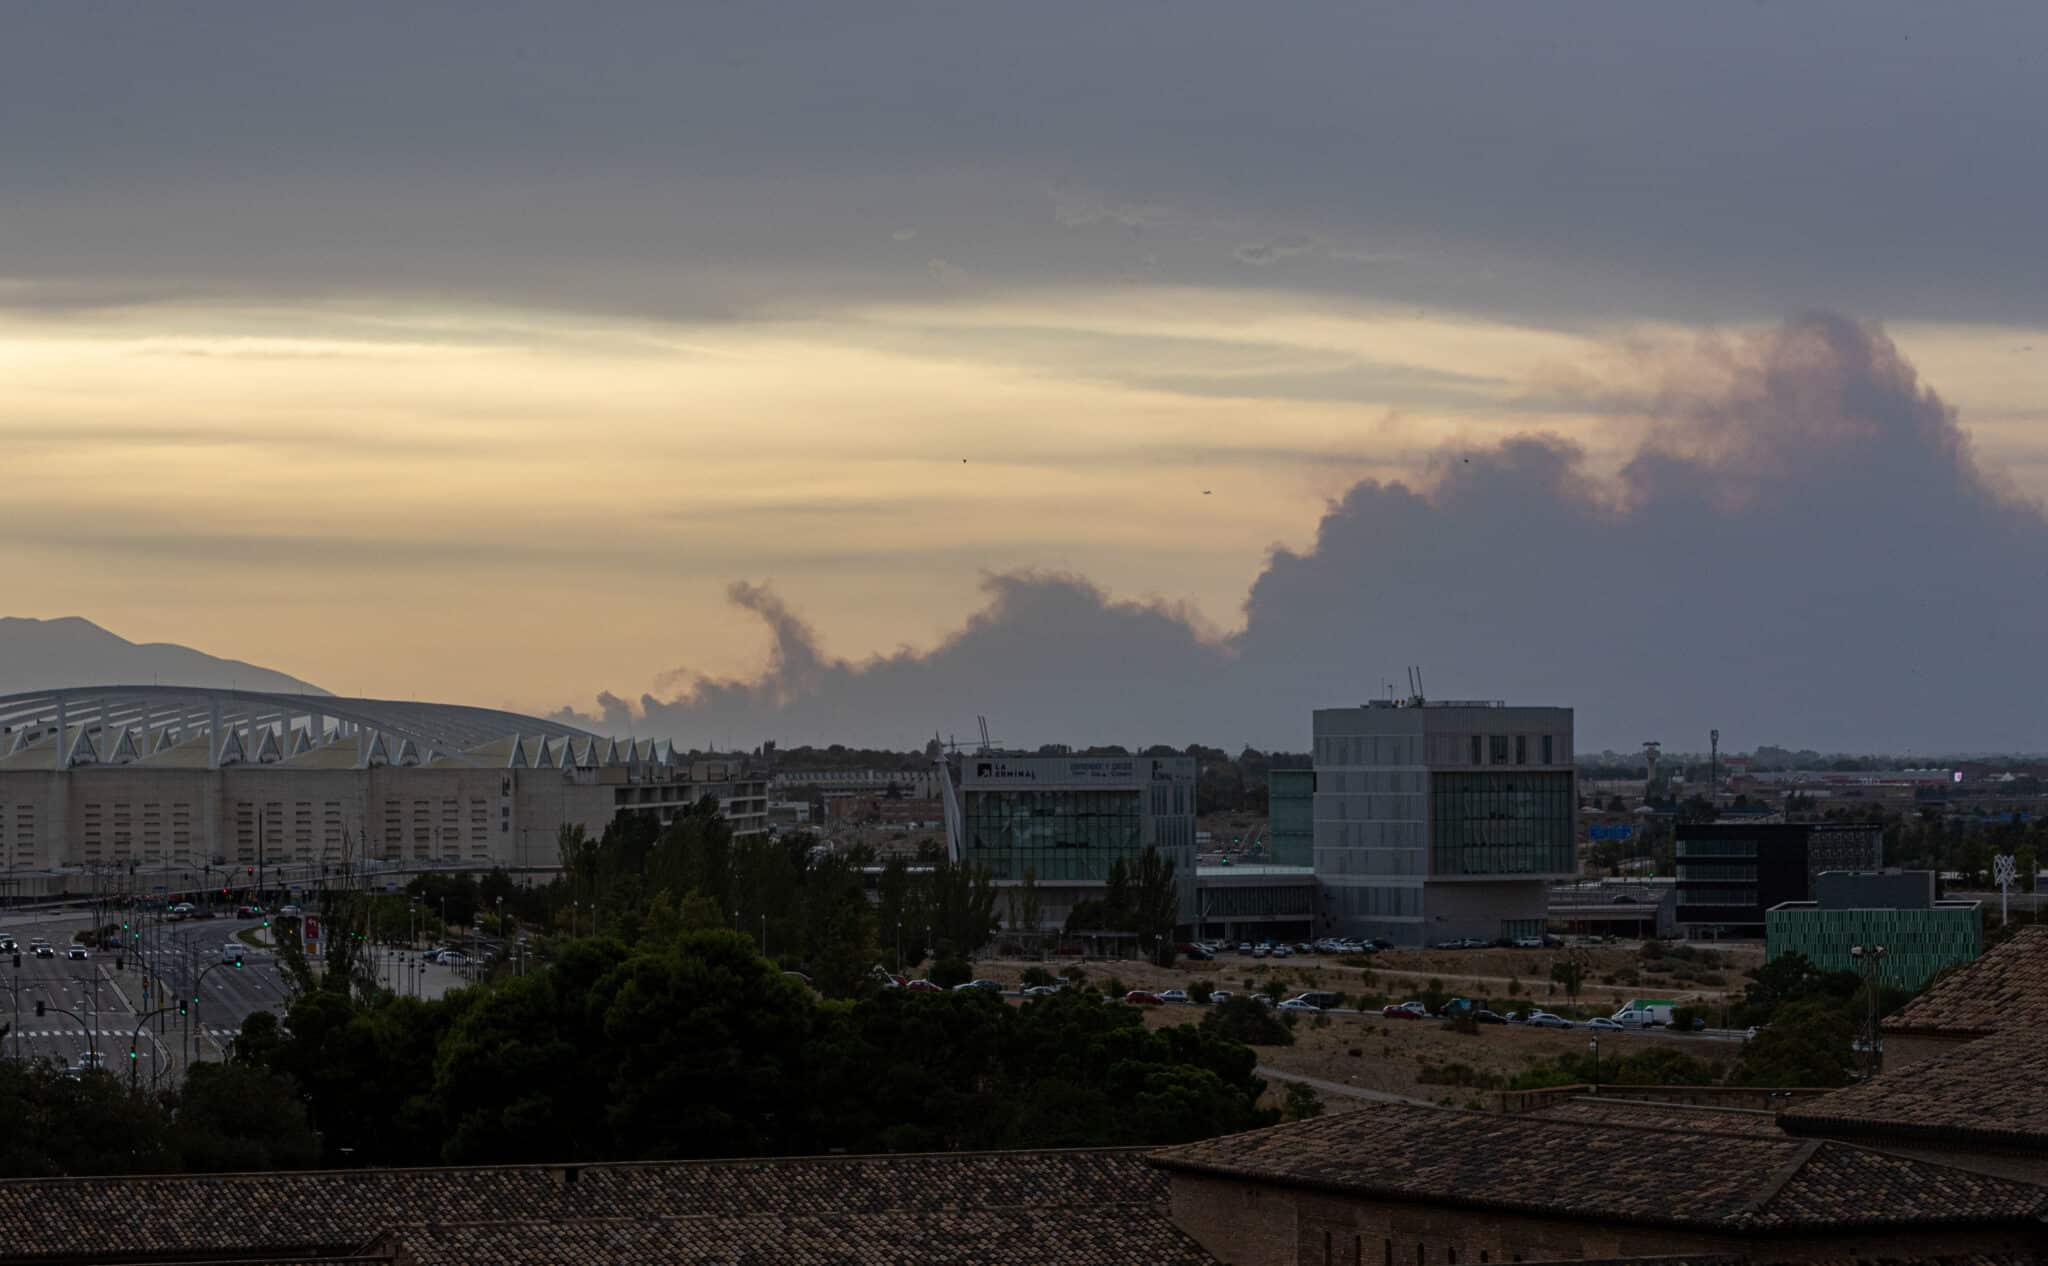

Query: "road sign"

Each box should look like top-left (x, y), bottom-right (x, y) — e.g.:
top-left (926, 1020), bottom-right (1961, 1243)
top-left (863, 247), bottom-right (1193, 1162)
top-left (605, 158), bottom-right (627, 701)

top-left (1589, 825), bottom-right (1634, 842)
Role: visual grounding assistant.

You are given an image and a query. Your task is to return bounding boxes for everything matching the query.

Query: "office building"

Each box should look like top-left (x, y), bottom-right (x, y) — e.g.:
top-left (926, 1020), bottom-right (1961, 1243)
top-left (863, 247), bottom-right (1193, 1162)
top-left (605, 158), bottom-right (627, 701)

top-left (1675, 821), bottom-right (1882, 936)
top-left (1265, 768), bottom-right (1314, 867)
top-left (942, 751), bottom-right (1197, 928)
top-left (0, 685), bottom-right (763, 899)
top-left (1311, 700), bottom-right (1575, 946)
top-left (1767, 870), bottom-right (1981, 991)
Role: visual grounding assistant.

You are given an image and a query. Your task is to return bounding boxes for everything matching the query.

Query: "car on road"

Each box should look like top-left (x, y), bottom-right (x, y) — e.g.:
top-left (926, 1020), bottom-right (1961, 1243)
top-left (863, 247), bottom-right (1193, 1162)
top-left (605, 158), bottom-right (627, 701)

top-left (1524, 1011), bottom-right (1574, 1029)
top-left (1206, 990), bottom-right (1233, 1004)
top-left (1156, 989), bottom-right (1190, 1004)
top-left (0, 935), bottom-right (15, 952)
top-left (1235, 942), bottom-right (1253, 954)
top-left (32, 942), bottom-right (54, 959)
top-left (1277, 998), bottom-right (1320, 1013)
top-left (1473, 1010), bottom-right (1509, 1024)
top-left (1021, 984), bottom-right (1063, 997)
top-left (952, 978), bottom-right (1004, 992)
top-left (1382, 1001), bottom-right (1428, 1019)
top-left (1584, 1016), bottom-right (1625, 1032)
top-left (65, 945), bottom-right (88, 960)
top-left (904, 978), bottom-right (943, 992)
top-left (1122, 990), bottom-right (1165, 1005)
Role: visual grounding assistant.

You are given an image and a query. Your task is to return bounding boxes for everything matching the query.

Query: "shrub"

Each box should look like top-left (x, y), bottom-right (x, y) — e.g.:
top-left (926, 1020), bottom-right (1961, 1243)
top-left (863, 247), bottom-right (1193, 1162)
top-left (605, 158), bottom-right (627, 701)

top-left (1416, 1061), bottom-right (1501, 1089)
top-left (1200, 995), bottom-right (1294, 1046)
top-left (929, 957), bottom-right (972, 989)
top-left (1188, 979), bottom-right (1215, 1004)
top-left (1639, 939), bottom-right (1665, 961)
top-left (1507, 978), bottom-right (1522, 996)
top-left (1021, 966), bottom-right (1055, 988)
top-left (1282, 1081), bottom-right (1325, 1121)
top-left (1060, 964), bottom-right (1088, 983)
top-left (1101, 975), bottom-right (1129, 999)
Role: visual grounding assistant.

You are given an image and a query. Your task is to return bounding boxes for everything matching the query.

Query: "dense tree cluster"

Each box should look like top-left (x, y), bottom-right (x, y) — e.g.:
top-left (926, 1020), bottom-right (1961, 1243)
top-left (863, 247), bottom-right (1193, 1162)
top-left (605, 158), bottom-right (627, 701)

top-left (243, 928), bottom-right (1272, 1167)
top-left (0, 1058), bottom-right (318, 1178)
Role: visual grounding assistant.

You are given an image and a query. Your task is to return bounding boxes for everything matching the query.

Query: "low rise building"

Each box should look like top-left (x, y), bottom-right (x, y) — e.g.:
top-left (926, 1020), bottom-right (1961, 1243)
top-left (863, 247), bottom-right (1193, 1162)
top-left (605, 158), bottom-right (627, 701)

top-left (1766, 870), bottom-right (1982, 990)
top-left (942, 750), bottom-right (1198, 927)
top-left (1674, 820), bottom-right (1883, 937)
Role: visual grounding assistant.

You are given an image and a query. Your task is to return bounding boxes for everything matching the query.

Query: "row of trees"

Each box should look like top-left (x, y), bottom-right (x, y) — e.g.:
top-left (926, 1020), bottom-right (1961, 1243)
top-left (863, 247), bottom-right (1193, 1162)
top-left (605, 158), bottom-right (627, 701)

top-left (238, 926), bottom-right (1272, 1168)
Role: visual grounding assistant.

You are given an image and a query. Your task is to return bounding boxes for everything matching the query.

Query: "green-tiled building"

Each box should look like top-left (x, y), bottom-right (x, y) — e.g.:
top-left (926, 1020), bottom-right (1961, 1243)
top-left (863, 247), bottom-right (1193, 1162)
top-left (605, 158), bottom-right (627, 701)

top-left (1267, 768), bottom-right (1314, 867)
top-left (1766, 870), bottom-right (1982, 991)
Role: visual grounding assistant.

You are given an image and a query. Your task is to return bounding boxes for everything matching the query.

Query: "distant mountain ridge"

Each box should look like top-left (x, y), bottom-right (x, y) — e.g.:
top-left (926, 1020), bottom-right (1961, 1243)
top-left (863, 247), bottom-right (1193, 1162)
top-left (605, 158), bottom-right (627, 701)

top-left (0, 617), bottom-right (327, 697)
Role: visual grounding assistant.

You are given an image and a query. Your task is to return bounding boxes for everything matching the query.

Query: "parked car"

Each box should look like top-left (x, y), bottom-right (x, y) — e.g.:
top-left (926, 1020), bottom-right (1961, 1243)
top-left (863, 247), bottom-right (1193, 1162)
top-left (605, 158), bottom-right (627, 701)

top-left (1292, 991), bottom-right (1342, 1011)
top-left (1251, 946), bottom-right (1269, 958)
top-left (1156, 989), bottom-right (1190, 1004)
top-left (1277, 998), bottom-right (1320, 1013)
top-left (1271, 946), bottom-right (1291, 958)
top-left (952, 978), bottom-right (1004, 992)
top-left (1207, 990), bottom-right (1233, 1004)
top-left (1021, 984), bottom-right (1063, 997)
top-left (1175, 942), bottom-right (1213, 961)
top-left (1512, 936), bottom-right (1546, 948)
top-left (904, 979), bottom-right (943, 993)
top-left (1382, 1001), bottom-right (1427, 1019)
top-left (65, 945), bottom-right (88, 960)
top-left (1473, 1010), bottom-right (1509, 1024)
top-left (1585, 1016), bottom-right (1625, 1032)
top-left (1236, 942), bottom-right (1253, 954)
top-left (1123, 990), bottom-right (1165, 1005)
top-left (1525, 1011), bottom-right (1574, 1029)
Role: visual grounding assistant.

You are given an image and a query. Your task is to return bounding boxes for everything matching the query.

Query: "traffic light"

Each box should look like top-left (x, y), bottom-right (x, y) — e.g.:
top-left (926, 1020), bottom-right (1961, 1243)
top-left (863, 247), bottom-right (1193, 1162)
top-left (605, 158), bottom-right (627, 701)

top-left (178, 1000), bottom-right (188, 1016)
top-left (128, 1049), bottom-right (137, 1062)
top-left (115, 958), bottom-right (125, 971)
top-left (35, 1001), bottom-right (45, 1017)
top-left (232, 954), bottom-right (243, 968)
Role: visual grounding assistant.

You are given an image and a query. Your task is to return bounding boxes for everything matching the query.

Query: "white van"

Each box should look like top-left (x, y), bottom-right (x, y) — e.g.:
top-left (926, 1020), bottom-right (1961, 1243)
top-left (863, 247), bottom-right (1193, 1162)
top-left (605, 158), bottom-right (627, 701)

top-left (1610, 999), bottom-right (1675, 1028)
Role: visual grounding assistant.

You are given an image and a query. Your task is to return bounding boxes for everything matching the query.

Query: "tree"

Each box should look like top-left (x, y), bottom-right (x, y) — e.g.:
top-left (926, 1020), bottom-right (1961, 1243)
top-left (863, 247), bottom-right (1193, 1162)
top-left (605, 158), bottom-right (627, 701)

top-left (1549, 960), bottom-right (1585, 1001)
top-left (1728, 1000), bottom-right (1855, 1088)
top-left (172, 1062), bottom-right (322, 1172)
top-left (1129, 847), bottom-right (1181, 965)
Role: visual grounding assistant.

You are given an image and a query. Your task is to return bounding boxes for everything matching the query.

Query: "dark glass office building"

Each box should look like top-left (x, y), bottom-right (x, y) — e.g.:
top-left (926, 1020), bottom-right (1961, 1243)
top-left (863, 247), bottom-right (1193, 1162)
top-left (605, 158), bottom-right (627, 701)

top-left (1674, 821), bottom-right (1883, 935)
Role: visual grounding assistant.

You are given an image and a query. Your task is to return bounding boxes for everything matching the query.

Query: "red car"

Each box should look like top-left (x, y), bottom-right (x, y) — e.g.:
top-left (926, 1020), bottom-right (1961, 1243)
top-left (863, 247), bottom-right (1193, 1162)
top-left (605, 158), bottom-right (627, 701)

top-left (905, 979), bottom-right (944, 993)
top-left (1381, 1002), bottom-right (1428, 1019)
top-left (1123, 990), bottom-right (1165, 1005)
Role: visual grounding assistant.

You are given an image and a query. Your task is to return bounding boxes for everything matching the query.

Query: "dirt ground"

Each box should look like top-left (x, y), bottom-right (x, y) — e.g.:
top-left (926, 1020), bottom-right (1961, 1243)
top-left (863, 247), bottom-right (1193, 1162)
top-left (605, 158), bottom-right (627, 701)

top-left (973, 941), bottom-right (1758, 1110)
top-left (979, 940), bottom-right (1762, 1016)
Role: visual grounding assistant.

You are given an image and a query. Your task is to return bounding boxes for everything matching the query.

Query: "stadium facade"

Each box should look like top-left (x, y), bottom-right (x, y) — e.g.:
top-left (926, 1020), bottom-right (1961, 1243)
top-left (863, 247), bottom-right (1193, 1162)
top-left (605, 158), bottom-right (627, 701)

top-left (0, 686), bottom-right (765, 898)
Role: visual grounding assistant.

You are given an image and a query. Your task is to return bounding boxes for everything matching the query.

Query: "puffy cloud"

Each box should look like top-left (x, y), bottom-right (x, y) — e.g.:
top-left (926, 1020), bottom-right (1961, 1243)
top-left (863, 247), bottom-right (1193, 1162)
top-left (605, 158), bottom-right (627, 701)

top-left (565, 314), bottom-right (2048, 753)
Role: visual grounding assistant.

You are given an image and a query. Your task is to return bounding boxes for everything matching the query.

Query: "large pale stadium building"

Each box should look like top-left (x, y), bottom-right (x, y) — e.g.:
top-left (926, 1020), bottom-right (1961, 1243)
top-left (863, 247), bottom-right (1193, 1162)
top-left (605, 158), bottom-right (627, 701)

top-left (0, 686), bottom-right (766, 899)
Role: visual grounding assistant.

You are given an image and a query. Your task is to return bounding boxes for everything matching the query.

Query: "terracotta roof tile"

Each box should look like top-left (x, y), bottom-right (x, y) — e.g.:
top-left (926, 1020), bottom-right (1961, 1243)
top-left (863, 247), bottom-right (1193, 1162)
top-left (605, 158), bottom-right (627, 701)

top-left (1883, 925), bottom-right (2048, 1038)
top-left (1145, 1102), bottom-right (2047, 1233)
top-left (1519, 1096), bottom-right (1788, 1137)
top-left (0, 1149), bottom-right (1163, 1264)
top-left (373, 1210), bottom-right (1218, 1266)
top-left (1783, 1025), bottom-right (2048, 1148)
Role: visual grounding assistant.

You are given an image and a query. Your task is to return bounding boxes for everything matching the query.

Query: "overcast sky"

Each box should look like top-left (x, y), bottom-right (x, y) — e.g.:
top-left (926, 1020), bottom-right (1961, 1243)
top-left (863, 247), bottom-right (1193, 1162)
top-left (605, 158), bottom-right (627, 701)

top-left (5, 4), bottom-right (2046, 751)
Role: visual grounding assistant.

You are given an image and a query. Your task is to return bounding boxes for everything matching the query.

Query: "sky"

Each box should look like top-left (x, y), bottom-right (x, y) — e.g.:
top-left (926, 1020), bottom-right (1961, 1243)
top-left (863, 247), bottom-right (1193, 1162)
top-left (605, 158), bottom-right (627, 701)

top-left (5, 4), bottom-right (2048, 752)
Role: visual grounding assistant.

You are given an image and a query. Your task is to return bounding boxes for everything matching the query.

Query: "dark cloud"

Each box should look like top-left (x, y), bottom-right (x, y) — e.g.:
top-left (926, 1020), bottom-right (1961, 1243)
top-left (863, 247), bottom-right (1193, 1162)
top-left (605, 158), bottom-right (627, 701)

top-left (4, 5), bottom-right (2045, 324)
top-left (563, 315), bottom-right (2048, 753)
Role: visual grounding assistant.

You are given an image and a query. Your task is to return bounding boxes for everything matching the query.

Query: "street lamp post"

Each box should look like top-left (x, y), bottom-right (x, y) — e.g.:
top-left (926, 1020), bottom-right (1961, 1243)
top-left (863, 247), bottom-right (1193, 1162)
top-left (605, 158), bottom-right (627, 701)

top-left (1588, 1036), bottom-right (1601, 1092)
top-left (1849, 943), bottom-right (1887, 1076)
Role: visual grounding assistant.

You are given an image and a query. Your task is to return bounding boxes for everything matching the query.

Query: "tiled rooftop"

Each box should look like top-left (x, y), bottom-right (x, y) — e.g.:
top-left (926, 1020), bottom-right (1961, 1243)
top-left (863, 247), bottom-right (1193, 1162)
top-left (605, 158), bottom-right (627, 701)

top-left (1883, 925), bottom-right (2048, 1038)
top-left (1518, 1095), bottom-right (1788, 1138)
top-left (1782, 1024), bottom-right (2048, 1148)
top-left (369, 1210), bottom-right (1218, 1266)
top-left (1146, 1102), bottom-right (2048, 1233)
top-left (0, 1149), bottom-right (1164, 1263)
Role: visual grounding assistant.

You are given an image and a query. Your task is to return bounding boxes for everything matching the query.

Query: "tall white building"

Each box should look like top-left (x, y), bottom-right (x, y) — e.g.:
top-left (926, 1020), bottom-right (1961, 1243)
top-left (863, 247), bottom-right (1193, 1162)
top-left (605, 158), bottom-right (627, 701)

top-left (1312, 700), bottom-right (1575, 946)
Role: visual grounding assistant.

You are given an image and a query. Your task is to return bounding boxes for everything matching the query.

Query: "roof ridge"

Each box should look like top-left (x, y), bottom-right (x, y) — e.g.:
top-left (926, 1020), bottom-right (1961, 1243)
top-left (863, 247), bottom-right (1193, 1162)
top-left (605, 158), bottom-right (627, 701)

top-left (1737, 1136), bottom-right (1821, 1221)
top-left (0, 1144), bottom-right (1157, 1190)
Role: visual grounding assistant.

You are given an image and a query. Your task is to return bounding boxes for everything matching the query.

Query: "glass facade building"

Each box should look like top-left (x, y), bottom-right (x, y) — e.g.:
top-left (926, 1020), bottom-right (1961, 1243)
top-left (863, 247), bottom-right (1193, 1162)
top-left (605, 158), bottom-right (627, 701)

top-left (1312, 701), bottom-right (1574, 946)
top-left (1267, 769), bottom-right (1315, 867)
top-left (1676, 823), bottom-right (1882, 934)
top-left (1767, 871), bottom-right (1981, 990)
top-left (947, 753), bottom-right (1197, 926)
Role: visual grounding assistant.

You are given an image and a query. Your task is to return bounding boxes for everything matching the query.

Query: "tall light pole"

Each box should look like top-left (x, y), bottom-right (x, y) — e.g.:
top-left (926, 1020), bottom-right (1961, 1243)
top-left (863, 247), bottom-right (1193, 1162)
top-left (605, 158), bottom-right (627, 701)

top-left (1588, 1036), bottom-right (1601, 1092)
